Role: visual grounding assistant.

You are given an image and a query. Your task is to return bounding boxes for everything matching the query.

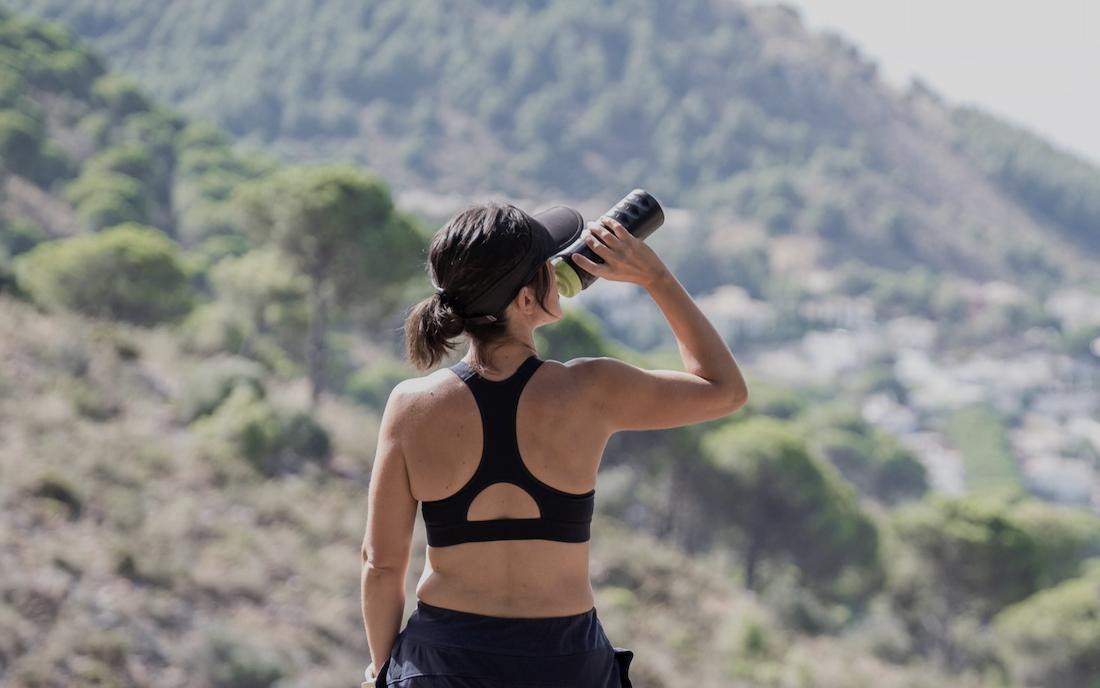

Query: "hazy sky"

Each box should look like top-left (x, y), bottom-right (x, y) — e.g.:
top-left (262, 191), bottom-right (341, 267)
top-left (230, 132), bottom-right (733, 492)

top-left (751, 0), bottom-right (1100, 167)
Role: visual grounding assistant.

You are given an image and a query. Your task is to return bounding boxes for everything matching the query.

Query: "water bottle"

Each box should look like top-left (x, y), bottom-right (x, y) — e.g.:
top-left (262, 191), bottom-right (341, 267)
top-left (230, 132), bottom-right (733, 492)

top-left (552, 189), bottom-right (665, 297)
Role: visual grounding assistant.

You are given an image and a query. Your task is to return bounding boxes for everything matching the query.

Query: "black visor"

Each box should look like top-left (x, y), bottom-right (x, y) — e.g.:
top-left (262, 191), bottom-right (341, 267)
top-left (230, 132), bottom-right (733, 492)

top-left (458, 205), bottom-right (585, 324)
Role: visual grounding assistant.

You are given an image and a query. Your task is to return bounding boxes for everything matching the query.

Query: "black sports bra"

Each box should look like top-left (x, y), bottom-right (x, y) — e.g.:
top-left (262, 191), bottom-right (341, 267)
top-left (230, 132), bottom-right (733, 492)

top-left (420, 354), bottom-right (596, 547)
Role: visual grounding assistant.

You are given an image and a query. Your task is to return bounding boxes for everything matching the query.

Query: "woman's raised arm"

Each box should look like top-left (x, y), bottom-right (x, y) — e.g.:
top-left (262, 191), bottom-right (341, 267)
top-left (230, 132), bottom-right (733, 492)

top-left (569, 217), bottom-right (747, 433)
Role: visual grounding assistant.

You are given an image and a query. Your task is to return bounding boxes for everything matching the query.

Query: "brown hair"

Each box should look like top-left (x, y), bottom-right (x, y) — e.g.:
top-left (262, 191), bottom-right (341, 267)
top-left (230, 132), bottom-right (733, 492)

top-left (404, 202), bottom-right (555, 371)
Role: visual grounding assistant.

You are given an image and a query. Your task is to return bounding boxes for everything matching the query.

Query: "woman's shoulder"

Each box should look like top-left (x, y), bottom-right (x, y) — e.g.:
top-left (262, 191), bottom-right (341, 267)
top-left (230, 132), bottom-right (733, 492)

top-left (538, 356), bottom-right (611, 405)
top-left (554, 356), bottom-right (619, 390)
top-left (391, 366), bottom-right (463, 401)
top-left (389, 357), bottom-right (609, 410)
top-left (378, 367), bottom-right (463, 424)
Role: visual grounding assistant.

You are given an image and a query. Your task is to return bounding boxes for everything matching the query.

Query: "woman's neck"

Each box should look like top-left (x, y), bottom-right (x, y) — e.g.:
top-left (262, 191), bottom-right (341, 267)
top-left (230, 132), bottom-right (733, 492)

top-left (465, 341), bottom-right (538, 375)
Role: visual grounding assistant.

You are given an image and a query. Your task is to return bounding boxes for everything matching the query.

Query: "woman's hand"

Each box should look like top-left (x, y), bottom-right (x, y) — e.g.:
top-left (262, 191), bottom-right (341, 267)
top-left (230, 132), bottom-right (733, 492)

top-left (571, 216), bottom-right (670, 289)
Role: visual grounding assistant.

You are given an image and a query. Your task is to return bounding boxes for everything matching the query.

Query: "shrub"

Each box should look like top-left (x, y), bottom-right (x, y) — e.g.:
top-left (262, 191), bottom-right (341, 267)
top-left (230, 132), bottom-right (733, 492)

top-left (90, 74), bottom-right (150, 120)
top-left (0, 108), bottom-right (44, 174)
top-left (206, 246), bottom-right (310, 340)
top-left (74, 189), bottom-right (147, 230)
top-left (65, 172), bottom-right (149, 229)
top-left (192, 384), bottom-right (331, 478)
top-left (1011, 500), bottom-right (1100, 589)
top-left (120, 111), bottom-right (181, 152)
top-left (76, 111), bottom-right (112, 146)
top-left (183, 623), bottom-right (287, 688)
top-left (39, 47), bottom-right (102, 97)
top-left (26, 471), bottom-right (83, 519)
top-left (279, 411), bottom-right (331, 465)
top-left (739, 381), bottom-right (806, 420)
top-left (84, 145), bottom-right (153, 180)
top-left (67, 377), bottom-right (121, 421)
top-left (890, 493), bottom-right (1043, 622)
top-left (701, 417), bottom-right (882, 601)
top-left (810, 425), bottom-right (927, 504)
top-left (176, 356), bottom-right (267, 423)
top-left (801, 403), bottom-right (928, 505)
top-left (0, 217), bottom-right (48, 256)
top-left (759, 564), bottom-right (851, 634)
top-left (535, 308), bottom-right (616, 361)
top-left (177, 146), bottom-right (241, 178)
top-left (187, 169), bottom-right (249, 202)
top-left (176, 200), bottom-right (241, 243)
top-left (193, 384), bottom-right (283, 479)
top-left (176, 120), bottom-right (228, 151)
top-left (179, 302), bottom-right (249, 356)
top-left (76, 628), bottom-right (133, 671)
top-left (994, 562), bottom-right (1100, 687)
top-left (14, 223), bottom-right (194, 324)
top-left (0, 245), bottom-right (15, 295)
top-left (0, 65), bottom-right (24, 107)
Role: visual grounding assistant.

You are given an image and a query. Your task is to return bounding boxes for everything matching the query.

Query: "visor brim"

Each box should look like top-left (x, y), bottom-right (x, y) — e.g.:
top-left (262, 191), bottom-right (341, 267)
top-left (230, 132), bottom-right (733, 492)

top-left (459, 205), bottom-right (585, 322)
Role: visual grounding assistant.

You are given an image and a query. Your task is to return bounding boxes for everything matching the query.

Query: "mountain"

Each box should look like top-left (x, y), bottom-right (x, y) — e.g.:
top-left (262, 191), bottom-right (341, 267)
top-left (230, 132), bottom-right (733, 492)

top-left (4, 6), bottom-right (1100, 686)
top-left (6, 0), bottom-right (1100, 287)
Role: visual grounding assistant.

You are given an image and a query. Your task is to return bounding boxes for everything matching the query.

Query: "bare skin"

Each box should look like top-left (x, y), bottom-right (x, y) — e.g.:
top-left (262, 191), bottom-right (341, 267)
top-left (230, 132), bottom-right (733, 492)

top-left (409, 352), bottom-right (607, 618)
top-left (363, 215), bottom-right (749, 666)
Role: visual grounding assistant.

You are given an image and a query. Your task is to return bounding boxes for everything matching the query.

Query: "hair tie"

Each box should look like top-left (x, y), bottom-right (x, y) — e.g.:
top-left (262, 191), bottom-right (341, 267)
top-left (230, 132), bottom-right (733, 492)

top-left (434, 287), bottom-right (459, 311)
top-left (432, 284), bottom-right (497, 323)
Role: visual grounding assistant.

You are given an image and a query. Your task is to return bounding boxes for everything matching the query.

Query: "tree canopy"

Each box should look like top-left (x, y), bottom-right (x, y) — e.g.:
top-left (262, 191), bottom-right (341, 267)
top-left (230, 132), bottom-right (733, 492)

top-left (14, 222), bottom-right (194, 324)
top-left (234, 164), bottom-right (423, 402)
top-left (700, 416), bottom-right (882, 600)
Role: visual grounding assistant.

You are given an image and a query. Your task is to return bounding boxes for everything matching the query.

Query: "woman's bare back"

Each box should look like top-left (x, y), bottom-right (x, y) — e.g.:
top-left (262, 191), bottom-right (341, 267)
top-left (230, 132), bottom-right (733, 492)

top-left (400, 357), bottom-right (609, 617)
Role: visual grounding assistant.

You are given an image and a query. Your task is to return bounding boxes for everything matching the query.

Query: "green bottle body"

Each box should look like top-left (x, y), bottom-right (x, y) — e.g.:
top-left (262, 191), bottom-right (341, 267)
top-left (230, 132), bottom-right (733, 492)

top-left (552, 188), bottom-right (665, 297)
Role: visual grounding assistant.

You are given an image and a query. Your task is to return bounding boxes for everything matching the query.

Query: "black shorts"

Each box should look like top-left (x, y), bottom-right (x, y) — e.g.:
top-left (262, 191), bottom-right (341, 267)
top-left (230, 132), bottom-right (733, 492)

top-left (376, 600), bottom-right (634, 687)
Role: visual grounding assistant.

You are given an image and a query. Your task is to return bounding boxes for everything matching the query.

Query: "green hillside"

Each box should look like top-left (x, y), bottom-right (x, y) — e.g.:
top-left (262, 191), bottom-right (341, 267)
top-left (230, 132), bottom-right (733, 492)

top-left (0, 3), bottom-right (274, 253)
top-left (7, 0), bottom-right (1100, 284)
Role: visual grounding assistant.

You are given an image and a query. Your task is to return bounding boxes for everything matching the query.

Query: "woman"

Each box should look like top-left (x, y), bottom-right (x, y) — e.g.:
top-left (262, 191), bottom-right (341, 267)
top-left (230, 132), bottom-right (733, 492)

top-left (362, 201), bottom-right (748, 686)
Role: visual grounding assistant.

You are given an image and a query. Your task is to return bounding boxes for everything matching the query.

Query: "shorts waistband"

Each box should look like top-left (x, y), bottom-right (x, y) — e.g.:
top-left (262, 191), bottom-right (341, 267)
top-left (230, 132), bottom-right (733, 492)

top-left (400, 600), bottom-right (608, 656)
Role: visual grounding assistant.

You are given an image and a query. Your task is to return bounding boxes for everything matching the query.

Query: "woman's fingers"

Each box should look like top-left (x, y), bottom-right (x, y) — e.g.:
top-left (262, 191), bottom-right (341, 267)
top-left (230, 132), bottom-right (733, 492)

top-left (584, 231), bottom-right (614, 259)
top-left (590, 221), bottom-right (622, 247)
top-left (600, 216), bottom-right (630, 240)
top-left (572, 252), bottom-right (606, 276)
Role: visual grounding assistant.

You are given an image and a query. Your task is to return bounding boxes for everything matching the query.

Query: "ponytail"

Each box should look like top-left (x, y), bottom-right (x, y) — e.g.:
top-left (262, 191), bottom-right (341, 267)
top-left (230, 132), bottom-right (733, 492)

top-left (404, 293), bottom-right (466, 371)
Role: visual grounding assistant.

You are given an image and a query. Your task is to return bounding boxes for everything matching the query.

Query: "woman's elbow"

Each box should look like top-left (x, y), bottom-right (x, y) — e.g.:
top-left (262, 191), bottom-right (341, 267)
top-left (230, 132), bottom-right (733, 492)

top-left (702, 383), bottom-right (748, 420)
top-left (726, 383), bottom-right (749, 413)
